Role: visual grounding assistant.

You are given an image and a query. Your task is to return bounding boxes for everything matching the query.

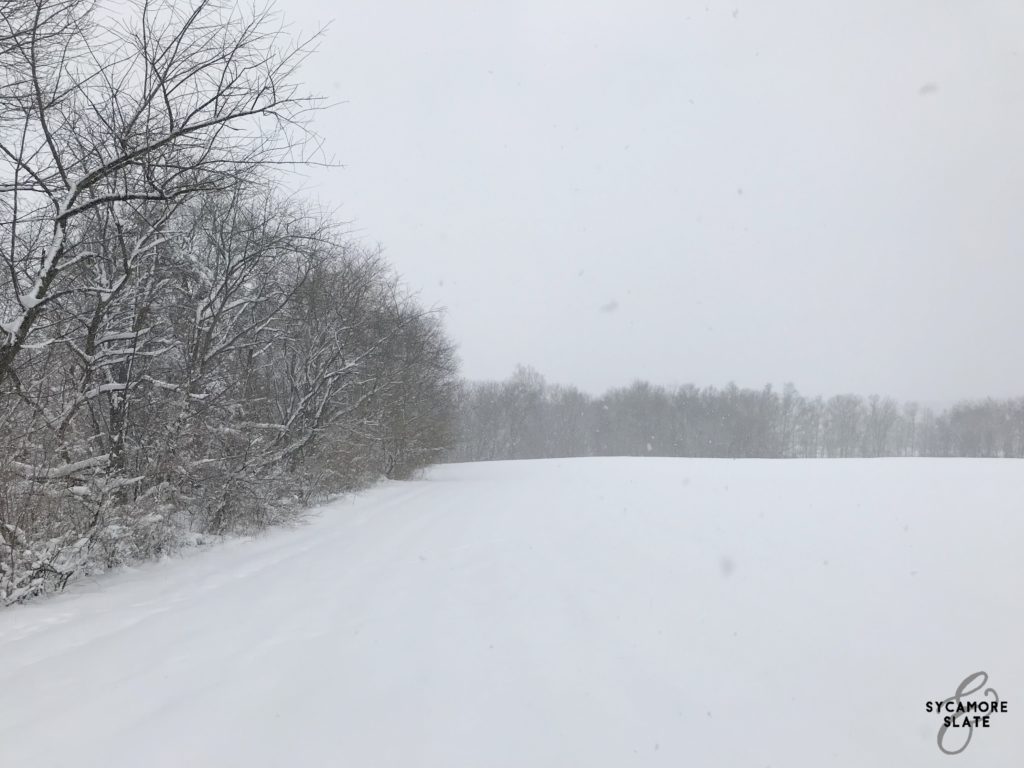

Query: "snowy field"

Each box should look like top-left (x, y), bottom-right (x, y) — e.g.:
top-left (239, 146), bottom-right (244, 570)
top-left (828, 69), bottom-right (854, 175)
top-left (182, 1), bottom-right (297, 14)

top-left (1, 457), bottom-right (1021, 767)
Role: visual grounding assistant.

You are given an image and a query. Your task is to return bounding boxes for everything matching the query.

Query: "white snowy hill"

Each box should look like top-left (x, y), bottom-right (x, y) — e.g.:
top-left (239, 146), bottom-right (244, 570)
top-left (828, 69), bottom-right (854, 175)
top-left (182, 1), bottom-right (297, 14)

top-left (1, 458), bottom-right (1021, 766)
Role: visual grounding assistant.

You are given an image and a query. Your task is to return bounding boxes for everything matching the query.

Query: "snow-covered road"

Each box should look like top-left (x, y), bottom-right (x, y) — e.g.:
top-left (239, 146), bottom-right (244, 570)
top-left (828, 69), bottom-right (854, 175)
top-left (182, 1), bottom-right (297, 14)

top-left (1, 458), bottom-right (1021, 766)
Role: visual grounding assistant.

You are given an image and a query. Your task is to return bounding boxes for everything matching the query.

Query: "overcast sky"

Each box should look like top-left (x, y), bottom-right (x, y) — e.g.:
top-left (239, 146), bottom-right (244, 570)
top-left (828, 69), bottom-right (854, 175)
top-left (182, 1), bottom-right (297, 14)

top-left (285, 0), bottom-right (1024, 403)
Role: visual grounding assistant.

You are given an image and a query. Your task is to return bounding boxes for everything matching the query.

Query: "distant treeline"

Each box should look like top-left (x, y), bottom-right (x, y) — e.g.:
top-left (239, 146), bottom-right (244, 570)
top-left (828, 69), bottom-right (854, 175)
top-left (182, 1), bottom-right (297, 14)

top-left (450, 367), bottom-right (1024, 461)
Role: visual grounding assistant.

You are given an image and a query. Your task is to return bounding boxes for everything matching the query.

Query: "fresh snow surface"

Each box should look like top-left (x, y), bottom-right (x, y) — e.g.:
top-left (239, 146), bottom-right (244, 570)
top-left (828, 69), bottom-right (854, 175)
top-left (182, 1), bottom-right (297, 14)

top-left (1, 457), bottom-right (1022, 767)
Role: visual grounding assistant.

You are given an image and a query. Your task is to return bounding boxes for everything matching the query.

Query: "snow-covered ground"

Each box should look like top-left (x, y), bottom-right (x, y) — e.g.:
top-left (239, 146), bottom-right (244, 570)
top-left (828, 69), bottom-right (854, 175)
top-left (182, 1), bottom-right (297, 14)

top-left (1, 458), bottom-right (1021, 767)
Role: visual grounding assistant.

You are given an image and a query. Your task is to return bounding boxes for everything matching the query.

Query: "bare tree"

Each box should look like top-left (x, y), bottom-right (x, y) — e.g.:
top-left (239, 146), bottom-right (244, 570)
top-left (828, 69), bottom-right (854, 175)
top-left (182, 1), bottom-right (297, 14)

top-left (864, 395), bottom-right (899, 457)
top-left (0, 0), bottom-right (320, 391)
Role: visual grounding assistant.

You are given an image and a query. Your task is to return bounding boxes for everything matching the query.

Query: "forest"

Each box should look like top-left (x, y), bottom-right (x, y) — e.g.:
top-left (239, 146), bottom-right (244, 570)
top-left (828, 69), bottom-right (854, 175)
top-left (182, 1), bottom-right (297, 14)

top-left (451, 367), bottom-right (1024, 461)
top-left (0, 0), bottom-right (457, 604)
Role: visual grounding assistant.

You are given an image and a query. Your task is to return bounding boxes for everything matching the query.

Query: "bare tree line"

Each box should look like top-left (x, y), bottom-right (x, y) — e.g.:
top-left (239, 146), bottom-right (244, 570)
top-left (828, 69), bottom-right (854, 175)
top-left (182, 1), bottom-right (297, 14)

top-left (450, 367), bottom-right (1024, 462)
top-left (0, 0), bottom-right (457, 604)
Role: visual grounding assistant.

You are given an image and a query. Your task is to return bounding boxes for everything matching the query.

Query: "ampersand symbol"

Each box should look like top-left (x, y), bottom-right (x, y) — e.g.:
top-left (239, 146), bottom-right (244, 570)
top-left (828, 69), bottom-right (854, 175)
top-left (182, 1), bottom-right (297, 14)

top-left (937, 671), bottom-right (1000, 755)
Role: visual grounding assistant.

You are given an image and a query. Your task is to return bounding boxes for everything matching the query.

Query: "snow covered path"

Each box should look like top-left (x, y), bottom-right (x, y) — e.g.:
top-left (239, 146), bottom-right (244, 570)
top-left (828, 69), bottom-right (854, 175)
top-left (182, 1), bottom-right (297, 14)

top-left (1, 458), bottom-right (1022, 767)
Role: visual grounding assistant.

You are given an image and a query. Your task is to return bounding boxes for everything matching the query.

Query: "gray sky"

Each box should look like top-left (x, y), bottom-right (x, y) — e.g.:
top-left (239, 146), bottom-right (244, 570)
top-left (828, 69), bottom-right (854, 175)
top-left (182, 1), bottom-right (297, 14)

top-left (286, 0), bottom-right (1024, 403)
